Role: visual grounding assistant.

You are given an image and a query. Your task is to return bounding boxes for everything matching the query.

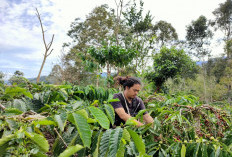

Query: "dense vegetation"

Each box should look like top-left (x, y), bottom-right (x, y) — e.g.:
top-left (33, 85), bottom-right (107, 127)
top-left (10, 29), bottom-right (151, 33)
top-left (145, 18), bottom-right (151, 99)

top-left (1, 0), bottom-right (232, 156)
top-left (0, 82), bottom-right (231, 157)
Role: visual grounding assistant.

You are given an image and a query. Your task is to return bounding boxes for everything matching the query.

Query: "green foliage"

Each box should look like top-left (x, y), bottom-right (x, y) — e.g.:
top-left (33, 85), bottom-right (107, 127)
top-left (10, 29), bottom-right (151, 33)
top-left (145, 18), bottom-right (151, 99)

top-left (58, 144), bottom-right (83, 157)
top-left (88, 45), bottom-right (137, 69)
top-left (25, 132), bottom-right (49, 152)
top-left (212, 0), bottom-right (232, 41)
top-left (225, 39), bottom-right (232, 58)
top-left (8, 70), bottom-right (30, 86)
top-left (104, 104), bottom-right (115, 125)
top-left (1, 1), bottom-right (229, 156)
top-left (186, 15), bottom-right (213, 58)
top-left (153, 20), bottom-right (178, 47)
top-left (181, 144), bottom-right (186, 157)
top-left (0, 134), bottom-right (16, 147)
top-left (128, 129), bottom-right (146, 155)
top-left (73, 85), bottom-right (117, 103)
top-left (0, 81), bottom-right (231, 157)
top-left (123, 0), bottom-right (152, 33)
top-left (0, 71), bottom-right (4, 79)
top-left (108, 127), bottom-right (123, 157)
top-left (3, 108), bottom-right (23, 116)
top-left (88, 106), bottom-right (110, 129)
top-left (116, 139), bottom-right (125, 157)
top-left (0, 71), bottom-right (5, 85)
top-left (121, 0), bottom-right (156, 72)
top-left (54, 113), bottom-right (67, 132)
top-left (146, 46), bottom-right (198, 92)
top-left (99, 129), bottom-right (112, 157)
top-left (2, 86), bottom-right (33, 100)
top-left (70, 113), bottom-right (92, 148)
top-left (57, 4), bottom-right (116, 84)
top-left (206, 57), bottom-right (227, 83)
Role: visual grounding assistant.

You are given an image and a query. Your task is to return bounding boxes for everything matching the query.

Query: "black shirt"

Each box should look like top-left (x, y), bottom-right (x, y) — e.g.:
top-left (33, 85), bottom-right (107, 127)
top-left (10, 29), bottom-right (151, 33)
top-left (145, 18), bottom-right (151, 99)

top-left (111, 93), bottom-right (147, 126)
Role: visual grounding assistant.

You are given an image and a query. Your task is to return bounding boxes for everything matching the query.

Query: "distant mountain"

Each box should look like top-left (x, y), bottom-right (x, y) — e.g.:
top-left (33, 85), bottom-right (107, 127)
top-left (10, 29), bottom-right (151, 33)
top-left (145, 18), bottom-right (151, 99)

top-left (28, 76), bottom-right (49, 83)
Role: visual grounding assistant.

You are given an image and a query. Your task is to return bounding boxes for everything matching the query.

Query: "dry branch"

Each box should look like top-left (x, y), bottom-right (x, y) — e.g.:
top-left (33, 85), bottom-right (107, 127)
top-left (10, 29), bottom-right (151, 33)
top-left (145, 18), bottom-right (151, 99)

top-left (35, 8), bottom-right (55, 83)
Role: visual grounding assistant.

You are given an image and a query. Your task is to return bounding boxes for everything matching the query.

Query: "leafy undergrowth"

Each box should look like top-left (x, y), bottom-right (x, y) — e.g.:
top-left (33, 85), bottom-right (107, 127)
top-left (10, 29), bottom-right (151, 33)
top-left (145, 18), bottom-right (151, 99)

top-left (0, 82), bottom-right (231, 157)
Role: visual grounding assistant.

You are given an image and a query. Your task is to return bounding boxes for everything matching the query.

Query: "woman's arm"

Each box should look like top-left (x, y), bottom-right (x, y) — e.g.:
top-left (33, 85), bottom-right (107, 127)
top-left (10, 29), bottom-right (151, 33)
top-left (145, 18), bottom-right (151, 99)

top-left (115, 107), bottom-right (143, 127)
top-left (143, 113), bottom-right (154, 124)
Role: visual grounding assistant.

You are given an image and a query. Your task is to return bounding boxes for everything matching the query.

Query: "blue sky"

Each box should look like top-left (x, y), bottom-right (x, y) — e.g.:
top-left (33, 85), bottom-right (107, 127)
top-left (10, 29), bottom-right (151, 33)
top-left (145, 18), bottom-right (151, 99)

top-left (0, 0), bottom-right (225, 79)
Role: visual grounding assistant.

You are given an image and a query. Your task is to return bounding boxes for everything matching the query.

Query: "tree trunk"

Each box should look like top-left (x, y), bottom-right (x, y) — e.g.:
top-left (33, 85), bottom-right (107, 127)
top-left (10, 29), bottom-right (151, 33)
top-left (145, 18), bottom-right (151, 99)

top-left (203, 69), bottom-right (207, 103)
top-left (228, 84), bottom-right (231, 105)
top-left (114, 0), bottom-right (123, 46)
top-left (96, 66), bottom-right (99, 88)
top-left (36, 54), bottom-right (46, 83)
top-left (107, 62), bottom-right (111, 88)
top-left (202, 62), bottom-right (208, 103)
top-left (35, 8), bottom-right (54, 83)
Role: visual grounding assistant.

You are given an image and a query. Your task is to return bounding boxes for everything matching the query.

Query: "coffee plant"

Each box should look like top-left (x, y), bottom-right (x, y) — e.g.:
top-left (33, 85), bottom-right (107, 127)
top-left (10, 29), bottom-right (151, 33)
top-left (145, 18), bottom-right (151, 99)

top-left (0, 82), bottom-right (231, 157)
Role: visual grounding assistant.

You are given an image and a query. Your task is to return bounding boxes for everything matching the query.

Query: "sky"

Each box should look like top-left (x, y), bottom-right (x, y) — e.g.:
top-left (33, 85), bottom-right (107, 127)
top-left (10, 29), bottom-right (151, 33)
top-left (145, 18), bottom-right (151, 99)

top-left (0, 0), bottom-right (225, 79)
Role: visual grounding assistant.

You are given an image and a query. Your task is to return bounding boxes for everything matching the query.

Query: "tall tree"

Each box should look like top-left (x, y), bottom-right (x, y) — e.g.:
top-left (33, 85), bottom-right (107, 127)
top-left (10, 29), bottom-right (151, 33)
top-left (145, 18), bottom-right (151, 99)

top-left (152, 20), bottom-right (178, 47)
top-left (14, 70), bottom-right (24, 77)
top-left (225, 39), bottom-right (232, 58)
top-left (205, 56), bottom-right (227, 83)
top-left (8, 71), bottom-right (28, 85)
top-left (186, 15), bottom-right (213, 58)
top-left (114, 0), bottom-right (124, 46)
top-left (219, 59), bottom-right (232, 105)
top-left (212, 0), bottom-right (232, 41)
top-left (122, 0), bottom-right (155, 72)
top-left (146, 47), bottom-right (197, 92)
top-left (47, 64), bottom-right (64, 84)
top-left (60, 5), bottom-right (116, 85)
top-left (67, 4), bottom-right (115, 48)
top-left (186, 15), bottom-right (213, 103)
top-left (212, 0), bottom-right (232, 58)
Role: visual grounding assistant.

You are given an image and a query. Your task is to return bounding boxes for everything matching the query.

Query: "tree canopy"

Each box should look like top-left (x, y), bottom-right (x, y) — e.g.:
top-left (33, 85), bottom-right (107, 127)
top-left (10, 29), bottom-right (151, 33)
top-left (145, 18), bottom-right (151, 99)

top-left (146, 47), bottom-right (198, 92)
top-left (153, 20), bottom-right (178, 47)
top-left (186, 15), bottom-right (213, 59)
top-left (212, 0), bottom-right (232, 41)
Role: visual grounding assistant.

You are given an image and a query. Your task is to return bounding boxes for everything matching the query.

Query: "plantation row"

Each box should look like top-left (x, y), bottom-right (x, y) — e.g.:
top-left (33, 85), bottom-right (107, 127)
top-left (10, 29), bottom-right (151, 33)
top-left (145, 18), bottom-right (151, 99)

top-left (0, 82), bottom-right (231, 157)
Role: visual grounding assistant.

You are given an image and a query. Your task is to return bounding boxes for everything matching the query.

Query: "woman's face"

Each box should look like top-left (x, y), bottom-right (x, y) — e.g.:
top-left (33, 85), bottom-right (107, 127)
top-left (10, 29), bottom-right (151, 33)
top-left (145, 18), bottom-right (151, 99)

top-left (125, 84), bottom-right (141, 99)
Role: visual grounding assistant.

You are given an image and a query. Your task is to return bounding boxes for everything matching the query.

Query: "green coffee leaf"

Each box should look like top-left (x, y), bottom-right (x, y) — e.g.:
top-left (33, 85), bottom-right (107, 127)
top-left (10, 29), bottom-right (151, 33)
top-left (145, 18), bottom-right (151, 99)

top-left (59, 144), bottom-right (83, 157)
top-left (88, 106), bottom-right (110, 129)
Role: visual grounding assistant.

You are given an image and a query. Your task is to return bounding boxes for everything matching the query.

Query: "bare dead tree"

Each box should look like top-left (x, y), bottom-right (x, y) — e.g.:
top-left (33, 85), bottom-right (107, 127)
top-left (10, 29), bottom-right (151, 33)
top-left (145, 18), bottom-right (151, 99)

top-left (114, 0), bottom-right (123, 46)
top-left (36, 8), bottom-right (54, 83)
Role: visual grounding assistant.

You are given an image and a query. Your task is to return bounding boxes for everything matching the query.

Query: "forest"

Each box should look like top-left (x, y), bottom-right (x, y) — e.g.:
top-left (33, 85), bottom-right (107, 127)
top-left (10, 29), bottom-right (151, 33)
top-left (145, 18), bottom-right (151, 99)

top-left (0, 0), bottom-right (231, 156)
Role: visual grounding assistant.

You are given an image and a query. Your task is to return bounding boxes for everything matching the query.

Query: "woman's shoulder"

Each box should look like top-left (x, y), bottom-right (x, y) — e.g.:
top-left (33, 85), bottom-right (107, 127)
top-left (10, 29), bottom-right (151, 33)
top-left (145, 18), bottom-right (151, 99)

top-left (134, 96), bottom-right (143, 103)
top-left (113, 93), bottom-right (123, 99)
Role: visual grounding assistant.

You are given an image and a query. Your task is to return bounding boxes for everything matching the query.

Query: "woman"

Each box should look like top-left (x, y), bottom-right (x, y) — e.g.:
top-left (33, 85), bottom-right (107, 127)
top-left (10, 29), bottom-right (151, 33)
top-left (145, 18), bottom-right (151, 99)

top-left (111, 76), bottom-right (153, 126)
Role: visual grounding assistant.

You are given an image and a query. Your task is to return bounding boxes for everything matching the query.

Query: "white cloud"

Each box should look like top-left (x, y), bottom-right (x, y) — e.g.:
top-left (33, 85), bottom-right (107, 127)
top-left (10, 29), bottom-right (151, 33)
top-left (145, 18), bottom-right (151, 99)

top-left (0, 0), bottom-right (227, 78)
top-left (0, 59), bottom-right (27, 70)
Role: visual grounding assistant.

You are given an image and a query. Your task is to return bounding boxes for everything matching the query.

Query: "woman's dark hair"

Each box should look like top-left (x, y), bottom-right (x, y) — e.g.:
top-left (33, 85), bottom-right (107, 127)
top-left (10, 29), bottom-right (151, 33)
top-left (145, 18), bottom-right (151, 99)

top-left (115, 76), bottom-right (141, 90)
